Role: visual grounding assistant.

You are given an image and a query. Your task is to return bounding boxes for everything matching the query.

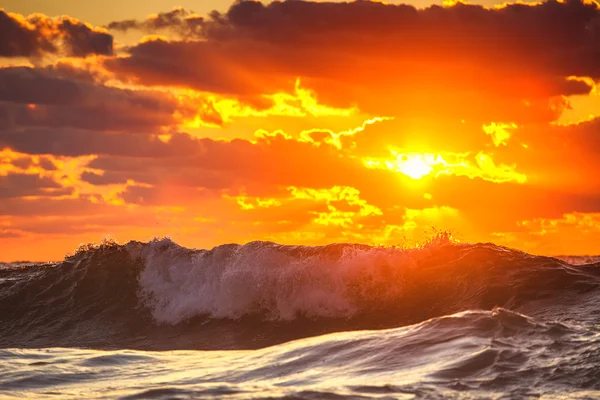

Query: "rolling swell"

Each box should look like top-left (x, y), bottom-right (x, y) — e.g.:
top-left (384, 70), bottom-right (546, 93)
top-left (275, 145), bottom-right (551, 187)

top-left (1, 238), bottom-right (599, 350)
top-left (2, 308), bottom-right (599, 399)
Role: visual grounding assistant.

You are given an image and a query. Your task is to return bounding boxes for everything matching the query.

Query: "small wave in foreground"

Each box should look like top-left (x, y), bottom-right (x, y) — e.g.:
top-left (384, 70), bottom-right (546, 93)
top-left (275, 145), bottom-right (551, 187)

top-left (1, 307), bottom-right (599, 399)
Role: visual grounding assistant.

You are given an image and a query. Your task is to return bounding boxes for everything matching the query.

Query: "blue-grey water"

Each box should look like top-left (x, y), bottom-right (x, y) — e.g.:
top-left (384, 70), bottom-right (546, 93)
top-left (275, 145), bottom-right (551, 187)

top-left (1, 239), bottom-right (599, 399)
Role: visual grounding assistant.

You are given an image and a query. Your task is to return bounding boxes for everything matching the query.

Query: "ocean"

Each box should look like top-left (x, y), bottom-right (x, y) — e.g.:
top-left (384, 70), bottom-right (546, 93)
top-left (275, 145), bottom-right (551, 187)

top-left (1, 238), bottom-right (599, 399)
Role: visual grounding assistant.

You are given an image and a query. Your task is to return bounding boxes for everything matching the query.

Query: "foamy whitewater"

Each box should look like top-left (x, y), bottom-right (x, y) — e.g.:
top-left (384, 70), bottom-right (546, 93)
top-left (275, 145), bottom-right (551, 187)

top-left (1, 238), bottom-right (599, 399)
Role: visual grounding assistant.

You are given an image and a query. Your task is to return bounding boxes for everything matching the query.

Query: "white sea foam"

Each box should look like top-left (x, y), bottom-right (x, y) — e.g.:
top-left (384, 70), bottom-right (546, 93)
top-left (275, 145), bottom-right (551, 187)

top-left (128, 238), bottom-right (416, 324)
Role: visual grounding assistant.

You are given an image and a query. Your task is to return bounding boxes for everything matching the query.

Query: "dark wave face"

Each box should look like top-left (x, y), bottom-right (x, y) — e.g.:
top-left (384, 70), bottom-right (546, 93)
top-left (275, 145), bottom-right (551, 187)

top-left (0, 238), bottom-right (599, 350)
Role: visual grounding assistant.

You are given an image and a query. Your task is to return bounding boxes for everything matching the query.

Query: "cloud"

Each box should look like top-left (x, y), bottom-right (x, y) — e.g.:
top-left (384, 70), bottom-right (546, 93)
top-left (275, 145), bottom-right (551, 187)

top-left (0, 66), bottom-right (186, 132)
top-left (106, 37), bottom-right (284, 96)
top-left (80, 171), bottom-right (130, 186)
top-left (44, 59), bottom-right (111, 84)
top-left (215, 187), bottom-right (463, 246)
top-left (0, 66), bottom-right (352, 133)
top-left (0, 128), bottom-right (189, 157)
top-left (3, 211), bottom-right (170, 236)
top-left (483, 122), bottom-right (517, 147)
top-left (0, 66), bottom-right (86, 105)
top-left (426, 175), bottom-right (600, 232)
top-left (0, 148), bottom-right (57, 172)
top-left (493, 212), bottom-right (600, 254)
top-left (118, 184), bottom-right (209, 206)
top-left (105, 0), bottom-right (600, 122)
top-left (519, 212), bottom-right (600, 236)
top-left (87, 134), bottom-right (377, 192)
top-left (362, 150), bottom-right (527, 184)
top-left (287, 186), bottom-right (382, 228)
top-left (107, 7), bottom-right (204, 36)
top-left (0, 173), bottom-right (71, 198)
top-left (496, 116), bottom-right (600, 192)
top-left (4, 115), bottom-right (597, 232)
top-left (0, 196), bottom-right (111, 217)
top-left (0, 9), bottom-right (113, 58)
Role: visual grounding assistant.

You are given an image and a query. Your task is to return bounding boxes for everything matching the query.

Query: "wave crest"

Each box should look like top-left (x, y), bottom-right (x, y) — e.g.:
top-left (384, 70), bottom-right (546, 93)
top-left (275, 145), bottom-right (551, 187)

top-left (131, 238), bottom-right (600, 325)
top-left (1, 238), bottom-right (599, 350)
top-left (134, 239), bottom-right (416, 323)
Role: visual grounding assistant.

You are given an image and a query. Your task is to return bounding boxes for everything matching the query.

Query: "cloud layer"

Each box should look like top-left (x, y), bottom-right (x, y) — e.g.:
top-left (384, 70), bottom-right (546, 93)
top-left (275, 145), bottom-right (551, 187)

top-left (1, 9), bottom-right (113, 58)
top-left (1, 0), bottom-right (600, 259)
top-left (106, 0), bottom-right (600, 122)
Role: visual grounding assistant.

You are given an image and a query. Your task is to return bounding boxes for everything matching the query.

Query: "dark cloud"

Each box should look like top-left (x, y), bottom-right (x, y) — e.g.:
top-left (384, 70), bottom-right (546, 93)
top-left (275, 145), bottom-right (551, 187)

top-left (106, 38), bottom-right (282, 96)
top-left (212, 0), bottom-right (598, 47)
top-left (118, 184), bottom-right (209, 205)
top-left (105, 0), bottom-right (600, 122)
top-left (4, 128), bottom-right (372, 191)
top-left (0, 230), bottom-right (23, 239)
top-left (2, 127), bottom-right (384, 200)
top-left (0, 173), bottom-right (72, 199)
top-left (0, 67), bottom-right (84, 105)
top-left (0, 10), bottom-right (52, 57)
top-left (0, 151), bottom-right (57, 171)
top-left (0, 67), bottom-right (185, 132)
top-left (87, 134), bottom-right (383, 190)
top-left (0, 102), bottom-right (177, 132)
top-left (81, 171), bottom-right (130, 186)
top-left (0, 128), bottom-right (197, 157)
top-left (107, 7), bottom-right (204, 36)
top-left (44, 60), bottom-right (110, 84)
top-left (0, 196), bottom-right (111, 217)
top-left (0, 10), bottom-right (113, 58)
top-left (54, 17), bottom-right (113, 57)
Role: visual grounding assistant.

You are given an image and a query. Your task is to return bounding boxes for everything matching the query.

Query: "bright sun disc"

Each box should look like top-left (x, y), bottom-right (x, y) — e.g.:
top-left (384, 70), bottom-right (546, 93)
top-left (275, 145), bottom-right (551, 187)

top-left (398, 155), bottom-right (433, 179)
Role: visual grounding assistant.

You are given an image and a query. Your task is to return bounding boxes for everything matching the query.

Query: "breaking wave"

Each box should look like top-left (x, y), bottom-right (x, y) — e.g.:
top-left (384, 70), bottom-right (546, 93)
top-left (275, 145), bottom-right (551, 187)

top-left (1, 237), bottom-right (599, 350)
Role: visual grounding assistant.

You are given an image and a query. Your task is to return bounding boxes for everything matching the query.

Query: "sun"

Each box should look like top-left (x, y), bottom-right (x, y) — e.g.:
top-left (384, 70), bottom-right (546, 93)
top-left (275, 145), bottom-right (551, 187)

top-left (364, 151), bottom-right (443, 180)
top-left (396, 155), bottom-right (433, 179)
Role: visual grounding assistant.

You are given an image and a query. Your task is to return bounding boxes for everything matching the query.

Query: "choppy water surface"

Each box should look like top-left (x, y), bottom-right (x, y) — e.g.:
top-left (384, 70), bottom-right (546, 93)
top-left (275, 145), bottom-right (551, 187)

top-left (1, 239), bottom-right (599, 399)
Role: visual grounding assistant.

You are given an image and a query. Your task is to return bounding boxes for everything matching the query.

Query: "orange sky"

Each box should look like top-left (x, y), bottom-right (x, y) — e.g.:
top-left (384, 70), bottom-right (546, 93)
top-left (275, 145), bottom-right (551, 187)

top-left (1, 0), bottom-right (600, 261)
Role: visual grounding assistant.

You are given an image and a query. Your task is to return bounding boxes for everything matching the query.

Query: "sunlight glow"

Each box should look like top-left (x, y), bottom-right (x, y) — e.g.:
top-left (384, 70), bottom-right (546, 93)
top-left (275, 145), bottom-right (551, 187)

top-left (289, 186), bottom-right (382, 228)
top-left (176, 78), bottom-right (357, 129)
top-left (363, 150), bottom-right (527, 184)
top-left (394, 155), bottom-right (434, 179)
top-left (363, 153), bottom-right (442, 180)
top-left (483, 122), bottom-right (517, 147)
